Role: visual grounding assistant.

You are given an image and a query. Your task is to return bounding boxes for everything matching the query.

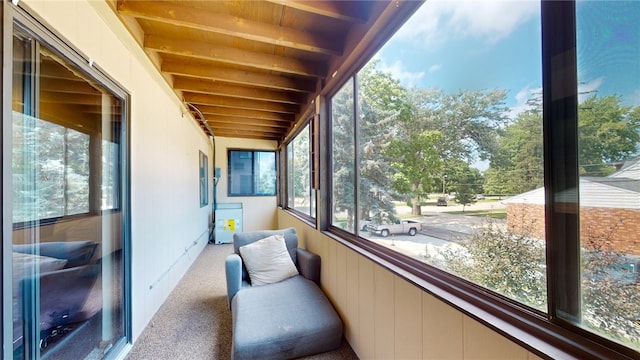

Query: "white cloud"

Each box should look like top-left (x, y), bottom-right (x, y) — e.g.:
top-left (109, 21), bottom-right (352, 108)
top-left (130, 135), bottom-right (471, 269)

top-left (428, 64), bottom-right (443, 73)
top-left (507, 85), bottom-right (542, 119)
top-left (396, 0), bottom-right (539, 49)
top-left (578, 77), bottom-right (604, 103)
top-left (378, 60), bottom-right (425, 87)
top-left (507, 78), bottom-right (609, 118)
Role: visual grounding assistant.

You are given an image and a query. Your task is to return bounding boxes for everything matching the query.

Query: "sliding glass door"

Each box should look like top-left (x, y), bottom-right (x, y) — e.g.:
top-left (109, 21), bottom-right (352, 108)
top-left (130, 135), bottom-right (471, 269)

top-left (4, 8), bottom-right (130, 360)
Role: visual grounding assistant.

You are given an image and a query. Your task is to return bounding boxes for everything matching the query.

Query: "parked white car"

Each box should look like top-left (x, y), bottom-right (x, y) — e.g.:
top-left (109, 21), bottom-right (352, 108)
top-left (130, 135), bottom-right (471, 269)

top-left (368, 220), bottom-right (422, 237)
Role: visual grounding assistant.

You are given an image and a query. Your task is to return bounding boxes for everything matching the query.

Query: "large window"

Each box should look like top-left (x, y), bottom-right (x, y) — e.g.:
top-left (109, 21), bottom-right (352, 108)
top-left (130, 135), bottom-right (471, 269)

top-left (332, 0), bottom-right (546, 310)
top-left (327, 0), bottom-right (639, 357)
top-left (574, 0), bottom-right (640, 349)
top-left (228, 150), bottom-right (276, 196)
top-left (286, 122), bottom-right (316, 218)
top-left (6, 11), bottom-right (129, 360)
top-left (199, 151), bottom-right (209, 207)
top-left (331, 78), bottom-right (356, 232)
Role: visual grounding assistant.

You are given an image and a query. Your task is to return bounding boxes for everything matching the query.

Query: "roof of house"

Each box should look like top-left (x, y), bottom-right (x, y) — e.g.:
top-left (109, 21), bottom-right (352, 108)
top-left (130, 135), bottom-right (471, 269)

top-left (610, 156), bottom-right (640, 180)
top-left (503, 159), bottom-right (640, 209)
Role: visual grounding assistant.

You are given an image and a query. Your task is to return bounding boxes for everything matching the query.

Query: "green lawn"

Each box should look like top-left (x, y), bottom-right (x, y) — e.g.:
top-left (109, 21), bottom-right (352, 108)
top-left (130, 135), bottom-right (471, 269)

top-left (446, 209), bottom-right (506, 219)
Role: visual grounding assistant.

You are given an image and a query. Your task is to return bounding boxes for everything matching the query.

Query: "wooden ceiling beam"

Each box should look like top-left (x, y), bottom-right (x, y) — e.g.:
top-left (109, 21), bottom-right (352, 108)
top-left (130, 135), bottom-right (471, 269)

top-left (145, 34), bottom-right (327, 78)
top-left (194, 105), bottom-right (295, 122)
top-left (183, 93), bottom-right (300, 114)
top-left (173, 77), bottom-right (307, 105)
top-left (207, 121), bottom-right (283, 137)
top-left (117, 1), bottom-right (342, 56)
top-left (40, 91), bottom-right (101, 105)
top-left (162, 61), bottom-right (316, 93)
top-left (210, 125), bottom-right (281, 135)
top-left (40, 77), bottom-right (101, 95)
top-left (267, 0), bottom-right (368, 23)
top-left (206, 115), bottom-right (291, 129)
top-left (211, 129), bottom-right (282, 141)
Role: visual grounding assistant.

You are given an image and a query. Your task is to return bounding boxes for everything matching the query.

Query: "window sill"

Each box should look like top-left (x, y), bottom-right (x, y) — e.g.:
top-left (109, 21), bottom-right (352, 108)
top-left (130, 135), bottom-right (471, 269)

top-left (283, 207), bottom-right (317, 229)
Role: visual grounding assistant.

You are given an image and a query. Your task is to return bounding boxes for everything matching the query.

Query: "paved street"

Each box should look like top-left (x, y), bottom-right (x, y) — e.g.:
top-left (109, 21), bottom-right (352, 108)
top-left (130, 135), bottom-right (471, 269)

top-left (362, 200), bottom-right (507, 261)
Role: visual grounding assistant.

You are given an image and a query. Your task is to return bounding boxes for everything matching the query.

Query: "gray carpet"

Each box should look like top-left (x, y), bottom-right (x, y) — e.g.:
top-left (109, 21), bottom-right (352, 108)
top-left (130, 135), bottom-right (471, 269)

top-left (125, 243), bottom-right (358, 360)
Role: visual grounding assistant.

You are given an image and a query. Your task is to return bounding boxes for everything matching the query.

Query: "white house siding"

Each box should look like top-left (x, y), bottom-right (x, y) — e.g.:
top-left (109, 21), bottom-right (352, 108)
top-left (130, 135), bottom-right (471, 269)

top-left (611, 158), bottom-right (640, 179)
top-left (503, 179), bottom-right (640, 209)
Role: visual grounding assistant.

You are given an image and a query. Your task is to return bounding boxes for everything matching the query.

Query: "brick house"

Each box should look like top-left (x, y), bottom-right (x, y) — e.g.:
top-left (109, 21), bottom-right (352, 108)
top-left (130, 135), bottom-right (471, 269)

top-left (503, 159), bottom-right (640, 256)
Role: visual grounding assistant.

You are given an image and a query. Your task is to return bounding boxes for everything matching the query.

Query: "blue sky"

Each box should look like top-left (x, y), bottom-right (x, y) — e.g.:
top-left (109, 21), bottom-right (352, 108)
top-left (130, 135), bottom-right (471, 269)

top-left (373, 0), bottom-right (640, 117)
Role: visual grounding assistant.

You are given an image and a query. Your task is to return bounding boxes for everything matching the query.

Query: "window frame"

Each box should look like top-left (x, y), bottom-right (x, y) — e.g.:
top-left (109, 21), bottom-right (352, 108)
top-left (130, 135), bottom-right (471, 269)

top-left (10, 116), bottom-right (94, 229)
top-left (3, 3), bottom-right (133, 359)
top-left (284, 118), bottom-right (316, 222)
top-left (316, 1), bottom-right (638, 359)
top-left (199, 150), bottom-right (209, 207)
top-left (227, 149), bottom-right (277, 197)
top-left (9, 18), bottom-right (127, 230)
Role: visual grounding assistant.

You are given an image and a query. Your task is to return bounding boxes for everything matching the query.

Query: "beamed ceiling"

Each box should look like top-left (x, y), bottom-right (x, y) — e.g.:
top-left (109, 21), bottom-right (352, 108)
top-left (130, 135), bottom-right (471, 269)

top-left (109, 0), bottom-right (422, 143)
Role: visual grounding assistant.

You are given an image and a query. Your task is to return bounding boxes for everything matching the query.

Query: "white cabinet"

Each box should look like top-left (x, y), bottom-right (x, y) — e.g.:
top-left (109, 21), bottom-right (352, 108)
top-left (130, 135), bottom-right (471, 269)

top-left (214, 203), bottom-right (243, 244)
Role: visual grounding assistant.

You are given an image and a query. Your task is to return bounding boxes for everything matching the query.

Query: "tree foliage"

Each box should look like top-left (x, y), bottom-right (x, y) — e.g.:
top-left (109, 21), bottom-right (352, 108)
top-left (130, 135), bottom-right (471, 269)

top-left (13, 114), bottom-right (90, 222)
top-left (384, 130), bottom-right (444, 215)
top-left (426, 218), bottom-right (640, 343)
top-left (578, 95), bottom-right (640, 176)
top-left (485, 110), bottom-right (543, 196)
top-left (485, 95), bottom-right (640, 196)
top-left (447, 161), bottom-right (484, 211)
top-left (407, 87), bottom-right (509, 163)
top-left (331, 80), bottom-right (356, 231)
top-left (429, 218), bottom-right (547, 310)
top-left (291, 127), bottom-right (309, 199)
top-left (358, 62), bottom-right (410, 225)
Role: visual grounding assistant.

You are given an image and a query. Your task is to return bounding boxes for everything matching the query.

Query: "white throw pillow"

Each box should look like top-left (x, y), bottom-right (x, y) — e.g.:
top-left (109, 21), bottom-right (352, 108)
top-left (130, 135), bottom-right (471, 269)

top-left (239, 234), bottom-right (299, 286)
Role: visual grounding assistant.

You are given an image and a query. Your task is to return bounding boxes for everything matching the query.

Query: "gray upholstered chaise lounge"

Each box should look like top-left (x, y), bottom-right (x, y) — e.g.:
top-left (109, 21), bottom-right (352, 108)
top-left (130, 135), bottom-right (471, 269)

top-left (225, 228), bottom-right (343, 359)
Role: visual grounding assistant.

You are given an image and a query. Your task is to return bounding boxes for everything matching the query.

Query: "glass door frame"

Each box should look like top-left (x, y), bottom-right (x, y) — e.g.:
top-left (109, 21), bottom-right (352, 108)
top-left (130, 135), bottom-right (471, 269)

top-left (1, 2), bottom-right (132, 359)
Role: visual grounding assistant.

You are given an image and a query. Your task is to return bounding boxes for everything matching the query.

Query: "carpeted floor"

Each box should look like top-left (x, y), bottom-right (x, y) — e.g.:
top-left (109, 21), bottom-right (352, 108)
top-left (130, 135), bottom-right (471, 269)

top-left (125, 243), bottom-right (358, 360)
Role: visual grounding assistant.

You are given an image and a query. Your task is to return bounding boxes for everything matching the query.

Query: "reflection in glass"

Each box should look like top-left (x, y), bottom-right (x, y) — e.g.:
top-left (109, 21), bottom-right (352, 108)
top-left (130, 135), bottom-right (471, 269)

top-left (288, 124), bottom-right (315, 217)
top-left (331, 79), bottom-right (356, 232)
top-left (256, 151), bottom-right (277, 195)
top-left (11, 28), bottom-right (125, 359)
top-left (331, 1), bottom-right (549, 311)
top-left (228, 150), bottom-right (276, 196)
top-left (576, 0), bottom-right (640, 350)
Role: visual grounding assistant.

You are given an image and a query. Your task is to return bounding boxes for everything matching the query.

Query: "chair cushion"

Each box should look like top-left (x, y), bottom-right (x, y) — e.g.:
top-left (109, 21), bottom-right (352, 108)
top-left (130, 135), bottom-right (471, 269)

top-left (231, 275), bottom-right (343, 359)
top-left (233, 228), bottom-right (298, 266)
top-left (239, 235), bottom-right (299, 286)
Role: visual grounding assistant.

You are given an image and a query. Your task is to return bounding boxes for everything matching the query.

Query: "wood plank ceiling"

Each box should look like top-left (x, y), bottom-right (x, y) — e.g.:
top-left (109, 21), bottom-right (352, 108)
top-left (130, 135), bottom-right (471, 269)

top-left (109, 0), bottom-right (398, 143)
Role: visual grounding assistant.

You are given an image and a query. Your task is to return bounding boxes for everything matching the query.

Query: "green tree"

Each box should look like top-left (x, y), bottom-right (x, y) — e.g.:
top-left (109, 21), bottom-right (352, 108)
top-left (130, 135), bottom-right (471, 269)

top-left (447, 162), bottom-right (483, 211)
top-left (383, 88), bottom-right (506, 215)
top-left (578, 95), bottom-right (640, 176)
top-left (331, 62), bottom-right (416, 230)
top-left (486, 95), bottom-right (640, 196)
top-left (291, 128), bottom-right (309, 200)
top-left (384, 130), bottom-right (444, 215)
top-left (485, 110), bottom-right (544, 196)
top-left (427, 217), bottom-right (640, 343)
top-left (358, 62), bottom-right (410, 225)
top-left (331, 80), bottom-right (356, 231)
top-left (428, 218), bottom-right (547, 311)
top-left (408, 88), bottom-right (509, 163)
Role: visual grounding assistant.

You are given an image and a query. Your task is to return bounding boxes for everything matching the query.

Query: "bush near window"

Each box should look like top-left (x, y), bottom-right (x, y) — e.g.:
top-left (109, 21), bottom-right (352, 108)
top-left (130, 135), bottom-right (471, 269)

top-left (425, 217), bottom-right (640, 344)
